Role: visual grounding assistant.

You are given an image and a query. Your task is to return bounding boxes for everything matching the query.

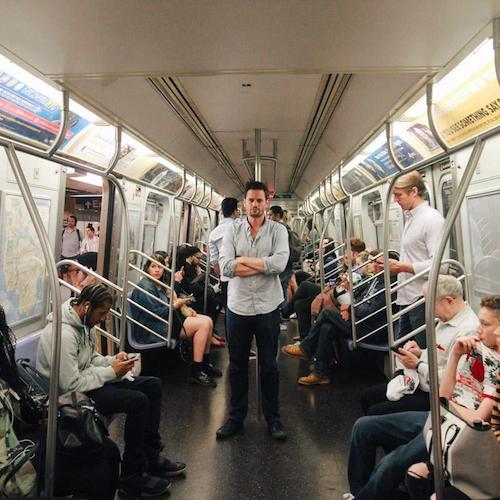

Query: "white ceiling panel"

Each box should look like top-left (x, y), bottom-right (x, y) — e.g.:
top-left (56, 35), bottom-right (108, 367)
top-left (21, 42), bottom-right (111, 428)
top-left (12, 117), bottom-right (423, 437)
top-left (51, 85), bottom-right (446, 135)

top-left (65, 77), bottom-right (241, 195)
top-left (295, 72), bottom-right (426, 198)
top-left (1, 1), bottom-right (500, 76)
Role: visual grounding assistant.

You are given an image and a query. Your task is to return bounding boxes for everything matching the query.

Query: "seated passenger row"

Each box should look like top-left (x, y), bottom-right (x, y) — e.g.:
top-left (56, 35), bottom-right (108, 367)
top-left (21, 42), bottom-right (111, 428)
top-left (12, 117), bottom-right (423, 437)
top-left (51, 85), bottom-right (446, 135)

top-left (345, 278), bottom-right (500, 499)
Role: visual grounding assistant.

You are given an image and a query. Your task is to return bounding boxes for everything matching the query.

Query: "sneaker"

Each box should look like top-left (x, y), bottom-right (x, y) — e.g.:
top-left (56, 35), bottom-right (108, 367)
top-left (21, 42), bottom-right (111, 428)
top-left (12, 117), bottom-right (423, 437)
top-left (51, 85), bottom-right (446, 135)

top-left (203, 362), bottom-right (223, 378)
top-left (281, 344), bottom-right (308, 359)
top-left (147, 455), bottom-right (186, 477)
top-left (342, 494), bottom-right (355, 499)
top-left (279, 323), bottom-right (288, 331)
top-left (118, 472), bottom-right (171, 496)
top-left (190, 368), bottom-right (217, 387)
top-left (249, 350), bottom-right (257, 359)
top-left (289, 312), bottom-right (297, 319)
top-left (298, 372), bottom-right (331, 385)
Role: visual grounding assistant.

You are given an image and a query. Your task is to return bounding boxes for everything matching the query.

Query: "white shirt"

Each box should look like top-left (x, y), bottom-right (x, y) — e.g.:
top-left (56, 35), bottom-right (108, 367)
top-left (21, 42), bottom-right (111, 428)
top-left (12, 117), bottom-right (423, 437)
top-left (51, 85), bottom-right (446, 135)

top-left (81, 236), bottom-right (99, 253)
top-left (397, 201), bottom-right (445, 305)
top-left (208, 217), bottom-right (237, 283)
top-left (417, 304), bottom-right (479, 392)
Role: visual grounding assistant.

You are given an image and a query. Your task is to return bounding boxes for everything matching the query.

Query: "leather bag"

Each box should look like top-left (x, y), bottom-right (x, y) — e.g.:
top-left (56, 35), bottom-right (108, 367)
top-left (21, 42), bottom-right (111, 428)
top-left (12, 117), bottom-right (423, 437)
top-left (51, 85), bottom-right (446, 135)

top-left (57, 391), bottom-right (108, 462)
top-left (423, 403), bottom-right (500, 499)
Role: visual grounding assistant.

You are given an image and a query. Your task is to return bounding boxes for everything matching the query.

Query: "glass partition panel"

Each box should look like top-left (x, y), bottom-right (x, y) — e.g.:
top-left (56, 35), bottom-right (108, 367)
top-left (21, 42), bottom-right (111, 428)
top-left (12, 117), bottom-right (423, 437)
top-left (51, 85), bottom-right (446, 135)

top-left (391, 95), bottom-right (443, 167)
top-left (466, 190), bottom-right (500, 309)
top-left (0, 53), bottom-right (63, 147)
top-left (434, 37), bottom-right (500, 147)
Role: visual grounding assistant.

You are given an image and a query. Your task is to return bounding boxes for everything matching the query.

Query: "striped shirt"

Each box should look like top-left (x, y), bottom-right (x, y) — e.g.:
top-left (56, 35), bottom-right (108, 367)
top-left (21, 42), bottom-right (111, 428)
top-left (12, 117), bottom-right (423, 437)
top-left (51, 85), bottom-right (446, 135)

top-left (492, 375), bottom-right (500, 443)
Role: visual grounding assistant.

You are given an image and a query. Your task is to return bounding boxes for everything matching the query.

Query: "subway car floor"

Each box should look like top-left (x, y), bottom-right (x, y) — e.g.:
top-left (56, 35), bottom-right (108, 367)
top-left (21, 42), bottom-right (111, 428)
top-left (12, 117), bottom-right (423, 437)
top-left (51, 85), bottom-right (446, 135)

top-left (110, 317), bottom-right (386, 500)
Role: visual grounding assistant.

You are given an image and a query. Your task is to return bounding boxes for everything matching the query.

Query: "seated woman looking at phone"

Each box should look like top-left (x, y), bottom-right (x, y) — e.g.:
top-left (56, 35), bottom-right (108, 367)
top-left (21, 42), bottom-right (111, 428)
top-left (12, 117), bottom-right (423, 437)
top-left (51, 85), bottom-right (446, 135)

top-left (131, 253), bottom-right (222, 387)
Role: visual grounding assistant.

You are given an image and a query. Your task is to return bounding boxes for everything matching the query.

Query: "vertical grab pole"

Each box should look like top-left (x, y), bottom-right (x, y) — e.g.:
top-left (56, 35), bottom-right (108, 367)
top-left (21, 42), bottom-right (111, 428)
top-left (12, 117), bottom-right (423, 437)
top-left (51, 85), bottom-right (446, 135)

top-left (5, 144), bottom-right (62, 497)
top-left (192, 205), bottom-right (211, 315)
top-left (382, 173), bottom-right (401, 375)
top-left (254, 128), bottom-right (262, 420)
top-left (108, 174), bottom-right (130, 352)
top-left (168, 197), bottom-right (180, 346)
top-left (203, 208), bottom-right (213, 315)
top-left (426, 138), bottom-right (484, 500)
top-left (345, 195), bottom-right (358, 345)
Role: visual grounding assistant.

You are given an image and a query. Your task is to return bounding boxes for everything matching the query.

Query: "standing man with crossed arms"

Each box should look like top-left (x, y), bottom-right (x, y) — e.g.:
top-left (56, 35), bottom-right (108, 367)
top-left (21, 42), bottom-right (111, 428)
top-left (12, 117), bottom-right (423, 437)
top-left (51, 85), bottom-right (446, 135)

top-left (217, 181), bottom-right (289, 440)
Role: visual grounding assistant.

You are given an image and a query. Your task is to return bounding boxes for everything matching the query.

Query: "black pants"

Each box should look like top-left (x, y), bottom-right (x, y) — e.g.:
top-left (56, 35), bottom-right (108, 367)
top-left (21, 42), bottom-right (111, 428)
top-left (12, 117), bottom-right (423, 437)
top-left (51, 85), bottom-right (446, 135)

top-left (55, 437), bottom-right (120, 500)
top-left (284, 281), bottom-right (320, 338)
top-left (86, 376), bottom-right (163, 476)
top-left (226, 308), bottom-right (281, 423)
top-left (360, 382), bottom-right (431, 416)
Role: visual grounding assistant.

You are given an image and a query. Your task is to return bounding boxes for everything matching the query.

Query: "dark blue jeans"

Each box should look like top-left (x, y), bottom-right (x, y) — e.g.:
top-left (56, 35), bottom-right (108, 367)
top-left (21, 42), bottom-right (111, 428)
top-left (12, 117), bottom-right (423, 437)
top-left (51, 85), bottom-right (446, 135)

top-left (226, 308), bottom-right (281, 423)
top-left (348, 411), bottom-right (428, 499)
top-left (300, 308), bottom-right (351, 377)
top-left (86, 376), bottom-right (163, 476)
top-left (397, 301), bottom-right (426, 348)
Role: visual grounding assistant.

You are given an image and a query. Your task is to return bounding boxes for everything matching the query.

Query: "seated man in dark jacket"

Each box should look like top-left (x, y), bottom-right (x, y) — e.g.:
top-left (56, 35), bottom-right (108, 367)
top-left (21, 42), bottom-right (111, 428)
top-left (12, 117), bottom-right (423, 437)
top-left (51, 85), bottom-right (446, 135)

top-left (282, 250), bottom-right (392, 385)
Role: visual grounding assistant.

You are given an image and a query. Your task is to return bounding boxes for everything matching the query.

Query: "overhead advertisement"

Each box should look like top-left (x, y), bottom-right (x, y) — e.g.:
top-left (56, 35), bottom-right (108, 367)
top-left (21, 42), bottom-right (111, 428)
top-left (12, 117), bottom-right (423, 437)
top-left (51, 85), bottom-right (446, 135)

top-left (359, 144), bottom-right (399, 180)
top-left (0, 70), bottom-right (89, 145)
top-left (434, 40), bottom-right (500, 147)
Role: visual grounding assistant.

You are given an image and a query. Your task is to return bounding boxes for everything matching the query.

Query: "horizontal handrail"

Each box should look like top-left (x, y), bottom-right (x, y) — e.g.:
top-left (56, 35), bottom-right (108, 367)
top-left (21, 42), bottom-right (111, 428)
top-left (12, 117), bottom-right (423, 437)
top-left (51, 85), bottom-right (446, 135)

top-left (56, 260), bottom-right (123, 294)
top-left (127, 296), bottom-right (169, 327)
top-left (353, 270), bottom-right (384, 291)
top-left (129, 263), bottom-right (172, 293)
top-left (125, 314), bottom-right (169, 343)
top-left (127, 280), bottom-right (171, 307)
top-left (58, 278), bottom-right (121, 344)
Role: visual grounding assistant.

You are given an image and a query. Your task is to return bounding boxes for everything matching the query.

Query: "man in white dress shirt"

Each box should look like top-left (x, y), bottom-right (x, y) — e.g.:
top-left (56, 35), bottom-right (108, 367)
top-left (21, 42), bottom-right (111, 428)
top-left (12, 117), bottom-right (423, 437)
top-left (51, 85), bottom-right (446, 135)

top-left (386, 171), bottom-right (445, 347)
top-left (208, 197), bottom-right (240, 307)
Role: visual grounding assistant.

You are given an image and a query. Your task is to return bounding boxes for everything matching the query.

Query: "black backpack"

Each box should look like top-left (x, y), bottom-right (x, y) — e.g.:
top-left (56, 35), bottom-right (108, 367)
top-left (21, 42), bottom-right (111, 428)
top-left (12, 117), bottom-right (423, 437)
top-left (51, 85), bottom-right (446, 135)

top-left (286, 226), bottom-right (302, 263)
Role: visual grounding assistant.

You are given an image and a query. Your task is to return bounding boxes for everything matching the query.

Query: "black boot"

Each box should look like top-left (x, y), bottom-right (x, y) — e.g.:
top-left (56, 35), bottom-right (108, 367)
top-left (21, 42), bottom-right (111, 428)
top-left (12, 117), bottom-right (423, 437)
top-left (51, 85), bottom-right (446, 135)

top-left (190, 362), bottom-right (217, 387)
top-left (203, 354), bottom-right (223, 378)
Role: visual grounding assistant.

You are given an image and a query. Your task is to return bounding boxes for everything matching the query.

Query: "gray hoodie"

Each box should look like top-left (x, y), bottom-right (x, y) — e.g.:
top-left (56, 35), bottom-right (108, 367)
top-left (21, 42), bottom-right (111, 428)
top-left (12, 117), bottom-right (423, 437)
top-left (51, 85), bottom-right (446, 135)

top-left (37, 299), bottom-right (117, 393)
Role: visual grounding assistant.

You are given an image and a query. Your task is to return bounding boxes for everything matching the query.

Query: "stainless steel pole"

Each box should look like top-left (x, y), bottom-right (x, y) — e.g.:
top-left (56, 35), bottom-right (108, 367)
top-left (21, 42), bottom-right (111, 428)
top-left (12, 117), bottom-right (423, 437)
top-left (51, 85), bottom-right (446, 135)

top-left (5, 144), bottom-right (62, 497)
top-left (108, 174), bottom-right (130, 352)
top-left (426, 138), bottom-right (484, 500)
top-left (255, 129), bottom-right (262, 181)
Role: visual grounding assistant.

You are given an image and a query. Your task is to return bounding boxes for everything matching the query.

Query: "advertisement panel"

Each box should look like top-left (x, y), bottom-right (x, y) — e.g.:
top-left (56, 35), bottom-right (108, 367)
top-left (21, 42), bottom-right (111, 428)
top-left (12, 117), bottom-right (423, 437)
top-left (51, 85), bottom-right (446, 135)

top-left (0, 70), bottom-right (89, 145)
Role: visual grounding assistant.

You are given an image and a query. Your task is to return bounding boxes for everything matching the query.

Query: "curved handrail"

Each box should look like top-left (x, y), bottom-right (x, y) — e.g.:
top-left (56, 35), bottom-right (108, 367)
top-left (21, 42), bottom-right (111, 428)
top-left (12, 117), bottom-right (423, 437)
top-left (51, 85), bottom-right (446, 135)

top-left (5, 145), bottom-right (62, 497)
top-left (426, 138), bottom-right (484, 500)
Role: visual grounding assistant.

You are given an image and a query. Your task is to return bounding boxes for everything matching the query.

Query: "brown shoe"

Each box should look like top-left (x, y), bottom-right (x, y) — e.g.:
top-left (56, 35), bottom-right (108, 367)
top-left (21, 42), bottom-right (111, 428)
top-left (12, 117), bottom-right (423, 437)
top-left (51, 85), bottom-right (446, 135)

top-left (281, 344), bottom-right (308, 359)
top-left (298, 373), bottom-right (331, 385)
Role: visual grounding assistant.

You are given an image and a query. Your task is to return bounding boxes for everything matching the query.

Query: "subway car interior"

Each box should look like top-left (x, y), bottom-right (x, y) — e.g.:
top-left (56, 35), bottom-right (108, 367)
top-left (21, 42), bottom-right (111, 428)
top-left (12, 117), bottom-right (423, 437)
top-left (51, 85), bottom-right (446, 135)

top-left (0, 2), bottom-right (500, 499)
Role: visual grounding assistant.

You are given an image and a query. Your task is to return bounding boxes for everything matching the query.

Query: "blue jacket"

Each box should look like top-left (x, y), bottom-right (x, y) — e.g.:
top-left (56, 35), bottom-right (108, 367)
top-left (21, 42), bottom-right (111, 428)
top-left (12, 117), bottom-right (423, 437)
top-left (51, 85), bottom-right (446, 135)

top-left (130, 277), bottom-right (170, 344)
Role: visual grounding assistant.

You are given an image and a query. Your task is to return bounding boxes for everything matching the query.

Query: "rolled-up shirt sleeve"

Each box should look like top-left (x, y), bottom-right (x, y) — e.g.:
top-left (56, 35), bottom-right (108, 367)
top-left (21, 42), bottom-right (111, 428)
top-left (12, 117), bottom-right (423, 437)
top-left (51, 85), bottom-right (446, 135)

top-left (262, 224), bottom-right (289, 275)
top-left (220, 225), bottom-right (236, 278)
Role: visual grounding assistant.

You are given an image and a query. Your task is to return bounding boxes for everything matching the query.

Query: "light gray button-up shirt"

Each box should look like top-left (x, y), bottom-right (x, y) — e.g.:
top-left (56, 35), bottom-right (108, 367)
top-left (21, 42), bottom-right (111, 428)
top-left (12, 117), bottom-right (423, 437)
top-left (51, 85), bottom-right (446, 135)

top-left (220, 217), bottom-right (289, 316)
top-left (397, 201), bottom-right (445, 305)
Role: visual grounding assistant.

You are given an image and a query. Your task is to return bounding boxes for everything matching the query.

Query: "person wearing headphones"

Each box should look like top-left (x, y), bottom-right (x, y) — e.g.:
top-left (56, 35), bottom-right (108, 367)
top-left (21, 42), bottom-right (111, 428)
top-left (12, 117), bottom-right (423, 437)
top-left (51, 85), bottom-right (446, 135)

top-left (36, 284), bottom-right (186, 497)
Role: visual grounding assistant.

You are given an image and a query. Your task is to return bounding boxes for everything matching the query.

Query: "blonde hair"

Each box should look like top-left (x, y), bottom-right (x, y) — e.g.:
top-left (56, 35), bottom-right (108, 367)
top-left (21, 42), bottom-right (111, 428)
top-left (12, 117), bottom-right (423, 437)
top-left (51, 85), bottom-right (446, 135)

top-left (394, 171), bottom-right (426, 197)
